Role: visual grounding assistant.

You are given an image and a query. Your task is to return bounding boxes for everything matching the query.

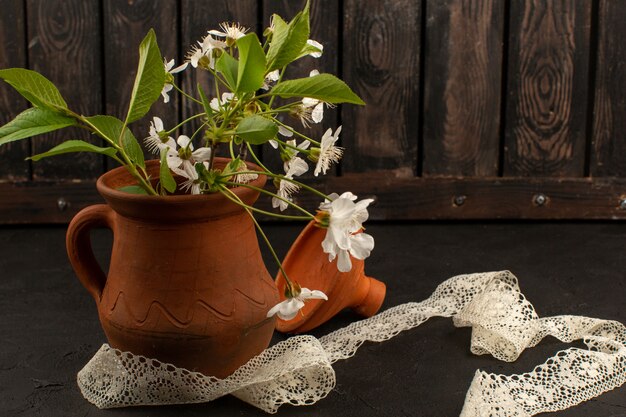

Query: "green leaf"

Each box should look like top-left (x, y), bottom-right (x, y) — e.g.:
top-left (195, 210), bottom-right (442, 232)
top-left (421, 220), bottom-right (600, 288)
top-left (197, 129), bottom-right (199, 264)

top-left (29, 140), bottom-right (117, 161)
top-left (125, 29), bottom-right (166, 124)
top-left (266, 14), bottom-right (289, 65)
top-left (117, 185), bottom-right (149, 195)
top-left (270, 73), bottom-right (365, 105)
top-left (266, 5), bottom-right (310, 71)
top-left (215, 53), bottom-right (238, 91)
top-left (296, 41), bottom-right (323, 60)
top-left (159, 147), bottom-right (176, 194)
top-left (122, 130), bottom-right (146, 169)
top-left (0, 68), bottom-right (68, 110)
top-left (0, 108), bottom-right (77, 146)
top-left (235, 115), bottom-right (278, 145)
top-left (86, 115), bottom-right (145, 168)
top-left (236, 33), bottom-right (266, 93)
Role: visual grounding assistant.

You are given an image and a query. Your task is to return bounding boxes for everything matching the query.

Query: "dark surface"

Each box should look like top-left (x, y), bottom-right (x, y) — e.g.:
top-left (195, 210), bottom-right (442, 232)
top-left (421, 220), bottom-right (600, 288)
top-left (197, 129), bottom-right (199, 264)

top-left (2, 221), bottom-right (626, 416)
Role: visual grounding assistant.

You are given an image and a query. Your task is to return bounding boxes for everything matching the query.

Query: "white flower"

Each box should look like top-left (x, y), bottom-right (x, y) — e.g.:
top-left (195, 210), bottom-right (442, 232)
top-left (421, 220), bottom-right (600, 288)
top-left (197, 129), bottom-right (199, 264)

top-left (278, 125), bottom-right (293, 137)
top-left (144, 117), bottom-right (176, 154)
top-left (234, 171), bottom-right (258, 185)
top-left (261, 69), bottom-right (280, 90)
top-left (210, 92), bottom-right (235, 112)
top-left (282, 139), bottom-right (310, 172)
top-left (295, 70), bottom-right (326, 126)
top-left (231, 159), bottom-right (258, 184)
top-left (266, 287), bottom-right (328, 321)
top-left (314, 126), bottom-right (344, 176)
top-left (304, 99), bottom-right (324, 124)
top-left (178, 162), bottom-right (204, 195)
top-left (165, 135), bottom-right (212, 174)
top-left (165, 58), bottom-right (188, 74)
top-left (161, 58), bottom-right (188, 103)
top-left (272, 156), bottom-right (308, 211)
top-left (187, 35), bottom-right (226, 69)
top-left (269, 125), bottom-right (294, 149)
top-left (208, 22), bottom-right (248, 43)
top-left (306, 39), bottom-right (323, 58)
top-left (319, 192), bottom-right (375, 272)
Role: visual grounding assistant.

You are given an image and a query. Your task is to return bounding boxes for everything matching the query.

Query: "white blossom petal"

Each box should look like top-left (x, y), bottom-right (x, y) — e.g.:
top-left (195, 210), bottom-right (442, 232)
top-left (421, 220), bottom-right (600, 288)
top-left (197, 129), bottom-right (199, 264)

top-left (348, 233), bottom-right (375, 260)
top-left (307, 40), bottom-right (323, 58)
top-left (300, 288), bottom-right (328, 300)
top-left (192, 147), bottom-right (212, 162)
top-left (311, 102), bottom-right (324, 123)
top-left (266, 287), bottom-right (328, 320)
top-left (177, 135), bottom-right (192, 149)
top-left (287, 156), bottom-right (309, 177)
top-left (302, 97), bottom-right (319, 107)
top-left (337, 249), bottom-right (352, 272)
top-left (170, 61), bottom-right (188, 74)
top-left (278, 125), bottom-right (294, 137)
top-left (318, 191), bottom-right (375, 272)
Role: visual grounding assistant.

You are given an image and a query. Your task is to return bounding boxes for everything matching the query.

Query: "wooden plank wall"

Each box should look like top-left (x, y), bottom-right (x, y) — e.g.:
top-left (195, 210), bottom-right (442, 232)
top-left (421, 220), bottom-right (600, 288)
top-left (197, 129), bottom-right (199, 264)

top-left (1, 0), bottom-right (626, 223)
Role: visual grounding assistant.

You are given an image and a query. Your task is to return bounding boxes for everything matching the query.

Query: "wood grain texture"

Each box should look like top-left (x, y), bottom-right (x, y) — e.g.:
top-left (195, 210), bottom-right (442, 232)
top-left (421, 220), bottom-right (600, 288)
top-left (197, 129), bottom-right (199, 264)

top-left (4, 176), bottom-right (626, 223)
top-left (341, 0), bottom-right (420, 176)
top-left (260, 0), bottom-right (340, 175)
top-left (281, 175), bottom-right (626, 220)
top-left (103, 0), bottom-right (179, 165)
top-left (26, 0), bottom-right (103, 180)
top-left (504, 0), bottom-right (591, 177)
top-left (591, 0), bottom-right (626, 177)
top-left (0, 0), bottom-right (29, 181)
top-left (423, 0), bottom-right (504, 177)
top-left (180, 0), bottom-right (257, 142)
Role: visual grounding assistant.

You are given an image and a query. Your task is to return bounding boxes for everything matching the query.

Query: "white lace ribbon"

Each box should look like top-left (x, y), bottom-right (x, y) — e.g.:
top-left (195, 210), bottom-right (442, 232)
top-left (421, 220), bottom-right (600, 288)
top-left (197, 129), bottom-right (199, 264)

top-left (77, 271), bottom-right (626, 415)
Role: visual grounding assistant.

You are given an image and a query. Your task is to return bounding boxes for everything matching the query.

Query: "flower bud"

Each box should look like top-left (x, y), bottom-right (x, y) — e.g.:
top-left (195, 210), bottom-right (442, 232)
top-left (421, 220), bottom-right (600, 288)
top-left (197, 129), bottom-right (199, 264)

top-left (314, 210), bottom-right (331, 228)
top-left (244, 101), bottom-right (260, 116)
top-left (284, 281), bottom-right (301, 298)
top-left (158, 130), bottom-right (170, 142)
top-left (178, 146), bottom-right (192, 160)
top-left (307, 147), bottom-right (321, 163)
top-left (280, 147), bottom-right (294, 163)
top-left (198, 55), bottom-right (212, 70)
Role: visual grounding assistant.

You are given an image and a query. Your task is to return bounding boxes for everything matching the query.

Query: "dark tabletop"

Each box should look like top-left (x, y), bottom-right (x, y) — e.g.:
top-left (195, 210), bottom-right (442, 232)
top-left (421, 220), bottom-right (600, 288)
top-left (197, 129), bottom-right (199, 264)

top-left (2, 221), bottom-right (626, 416)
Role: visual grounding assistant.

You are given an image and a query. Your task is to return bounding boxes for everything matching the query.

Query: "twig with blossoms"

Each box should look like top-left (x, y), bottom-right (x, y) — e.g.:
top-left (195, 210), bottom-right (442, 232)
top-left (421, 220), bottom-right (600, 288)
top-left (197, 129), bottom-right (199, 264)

top-left (0, 1), bottom-right (373, 322)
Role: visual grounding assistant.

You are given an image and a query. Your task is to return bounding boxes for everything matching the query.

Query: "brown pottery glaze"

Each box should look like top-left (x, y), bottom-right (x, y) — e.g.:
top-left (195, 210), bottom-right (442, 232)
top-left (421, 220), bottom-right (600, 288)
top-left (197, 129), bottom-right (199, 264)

top-left (275, 221), bottom-right (386, 334)
top-left (66, 159), bottom-right (279, 378)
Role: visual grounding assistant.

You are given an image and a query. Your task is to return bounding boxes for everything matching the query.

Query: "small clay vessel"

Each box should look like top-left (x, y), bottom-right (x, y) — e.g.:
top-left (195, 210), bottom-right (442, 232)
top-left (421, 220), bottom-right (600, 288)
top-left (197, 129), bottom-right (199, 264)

top-left (66, 158), bottom-right (279, 378)
top-left (275, 221), bottom-right (386, 333)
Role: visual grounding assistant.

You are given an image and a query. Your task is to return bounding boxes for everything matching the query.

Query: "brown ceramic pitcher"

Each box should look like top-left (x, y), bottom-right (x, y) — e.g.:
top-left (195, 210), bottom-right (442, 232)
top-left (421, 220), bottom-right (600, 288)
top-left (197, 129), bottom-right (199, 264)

top-left (66, 159), bottom-right (279, 378)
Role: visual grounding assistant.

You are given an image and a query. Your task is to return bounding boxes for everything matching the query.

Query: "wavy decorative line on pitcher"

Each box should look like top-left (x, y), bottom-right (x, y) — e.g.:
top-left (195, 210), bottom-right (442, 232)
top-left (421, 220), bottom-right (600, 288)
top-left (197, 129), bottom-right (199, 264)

top-left (107, 290), bottom-right (273, 328)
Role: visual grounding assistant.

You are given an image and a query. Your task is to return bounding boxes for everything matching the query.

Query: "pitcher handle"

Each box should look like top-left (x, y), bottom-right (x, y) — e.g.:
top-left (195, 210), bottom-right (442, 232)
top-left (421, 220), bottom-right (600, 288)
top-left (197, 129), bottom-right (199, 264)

top-left (66, 204), bottom-right (115, 302)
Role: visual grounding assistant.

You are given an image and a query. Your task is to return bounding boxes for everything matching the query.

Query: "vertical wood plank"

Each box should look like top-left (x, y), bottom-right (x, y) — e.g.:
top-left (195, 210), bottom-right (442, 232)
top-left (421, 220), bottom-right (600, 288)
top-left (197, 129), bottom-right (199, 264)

top-left (0, 0), bottom-right (29, 181)
top-left (26, 0), bottom-right (103, 180)
top-left (342, 0), bottom-right (420, 176)
top-left (261, 0), bottom-right (339, 174)
top-left (180, 0), bottom-right (257, 144)
top-left (591, 0), bottom-right (626, 177)
top-left (503, 0), bottom-right (591, 177)
top-left (422, 0), bottom-right (504, 177)
top-left (103, 0), bottom-right (178, 164)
